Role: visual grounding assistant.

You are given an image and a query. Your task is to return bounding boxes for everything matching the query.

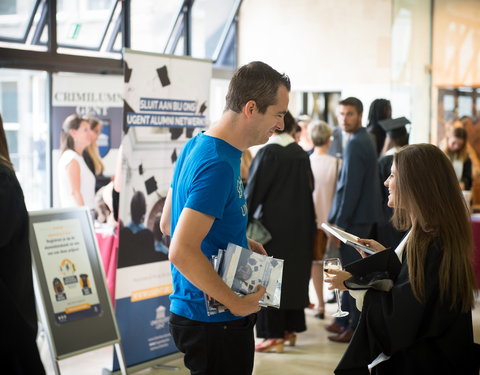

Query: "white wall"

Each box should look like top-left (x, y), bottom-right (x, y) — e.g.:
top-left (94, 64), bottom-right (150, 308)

top-left (237, 0), bottom-right (436, 144)
top-left (238, 0), bottom-right (393, 123)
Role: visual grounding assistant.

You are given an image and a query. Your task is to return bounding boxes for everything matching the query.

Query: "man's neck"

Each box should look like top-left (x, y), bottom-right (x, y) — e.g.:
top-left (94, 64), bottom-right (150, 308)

top-left (347, 125), bottom-right (362, 136)
top-left (205, 111), bottom-right (248, 151)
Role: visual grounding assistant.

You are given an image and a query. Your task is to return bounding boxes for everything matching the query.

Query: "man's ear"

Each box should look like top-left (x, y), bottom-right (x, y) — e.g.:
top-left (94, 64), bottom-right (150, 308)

top-left (243, 100), bottom-right (257, 118)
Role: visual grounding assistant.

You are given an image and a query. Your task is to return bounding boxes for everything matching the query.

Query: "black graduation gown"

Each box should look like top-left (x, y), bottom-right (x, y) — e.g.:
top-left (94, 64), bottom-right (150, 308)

top-left (245, 142), bottom-right (315, 309)
top-left (0, 164), bottom-right (45, 373)
top-left (335, 242), bottom-right (480, 375)
top-left (377, 154), bottom-right (405, 249)
top-left (461, 157), bottom-right (473, 191)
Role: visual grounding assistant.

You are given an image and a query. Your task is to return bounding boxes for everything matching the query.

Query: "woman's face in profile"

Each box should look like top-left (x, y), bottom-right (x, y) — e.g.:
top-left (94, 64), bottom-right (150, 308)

top-left (447, 136), bottom-right (464, 153)
top-left (384, 162), bottom-right (397, 208)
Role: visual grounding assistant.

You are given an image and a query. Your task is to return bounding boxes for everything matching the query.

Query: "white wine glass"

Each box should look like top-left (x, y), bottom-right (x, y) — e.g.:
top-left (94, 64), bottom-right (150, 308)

top-left (324, 257), bottom-right (349, 318)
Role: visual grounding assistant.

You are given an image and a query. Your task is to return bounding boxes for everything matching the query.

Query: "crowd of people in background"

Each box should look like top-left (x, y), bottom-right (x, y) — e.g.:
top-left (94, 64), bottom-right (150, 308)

top-left (2, 59), bottom-right (479, 375)
top-left (40, 91), bottom-right (480, 368)
top-left (233, 79), bottom-right (477, 374)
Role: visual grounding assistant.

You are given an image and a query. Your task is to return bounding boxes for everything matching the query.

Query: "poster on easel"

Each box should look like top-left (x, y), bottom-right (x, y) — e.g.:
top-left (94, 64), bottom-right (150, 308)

top-left (33, 218), bottom-right (102, 324)
top-left (29, 207), bottom-right (125, 374)
top-left (112, 49), bottom-right (211, 373)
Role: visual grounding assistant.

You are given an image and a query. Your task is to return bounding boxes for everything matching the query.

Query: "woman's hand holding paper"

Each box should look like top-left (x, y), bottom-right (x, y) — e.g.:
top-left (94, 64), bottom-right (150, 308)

top-left (356, 239), bottom-right (387, 257)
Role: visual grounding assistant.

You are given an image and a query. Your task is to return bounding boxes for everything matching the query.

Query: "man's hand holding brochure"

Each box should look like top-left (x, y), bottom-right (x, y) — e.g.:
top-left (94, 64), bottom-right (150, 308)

top-left (205, 243), bottom-right (284, 316)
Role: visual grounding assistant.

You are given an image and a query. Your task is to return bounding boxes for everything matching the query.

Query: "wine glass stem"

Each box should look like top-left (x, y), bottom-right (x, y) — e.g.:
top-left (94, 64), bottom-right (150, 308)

top-left (335, 289), bottom-right (342, 313)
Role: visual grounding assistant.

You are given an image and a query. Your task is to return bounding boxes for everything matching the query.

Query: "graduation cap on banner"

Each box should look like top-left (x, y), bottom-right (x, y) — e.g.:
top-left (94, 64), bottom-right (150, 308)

top-left (199, 101), bottom-right (207, 115)
top-left (378, 117), bottom-right (410, 138)
top-left (138, 163), bottom-right (159, 195)
top-left (124, 62), bottom-right (132, 83)
top-left (157, 65), bottom-right (171, 87)
top-left (171, 149), bottom-right (178, 164)
top-left (186, 128), bottom-right (194, 138)
top-left (170, 127), bottom-right (183, 140)
top-left (145, 176), bottom-right (158, 195)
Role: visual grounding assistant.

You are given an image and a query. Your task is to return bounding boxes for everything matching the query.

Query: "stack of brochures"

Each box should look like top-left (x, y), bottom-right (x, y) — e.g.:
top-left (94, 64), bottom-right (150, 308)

top-left (205, 243), bottom-right (284, 316)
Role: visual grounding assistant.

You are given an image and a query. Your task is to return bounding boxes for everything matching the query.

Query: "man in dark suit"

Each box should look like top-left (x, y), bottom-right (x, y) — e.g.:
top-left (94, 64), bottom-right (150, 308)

top-left (326, 97), bottom-right (382, 343)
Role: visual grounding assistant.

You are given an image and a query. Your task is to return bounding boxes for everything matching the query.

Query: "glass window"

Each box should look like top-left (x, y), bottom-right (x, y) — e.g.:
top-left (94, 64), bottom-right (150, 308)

top-left (0, 0), bottom-right (37, 40)
top-left (191, 0), bottom-right (237, 60)
top-left (443, 94), bottom-right (455, 111)
top-left (130, 0), bottom-right (183, 54)
top-left (214, 22), bottom-right (236, 69)
top-left (112, 29), bottom-right (121, 52)
top-left (174, 34), bottom-right (185, 56)
top-left (1, 81), bottom-right (18, 122)
top-left (57, 0), bottom-right (116, 49)
top-left (5, 129), bottom-right (18, 168)
top-left (0, 69), bottom-right (49, 210)
top-left (458, 92), bottom-right (473, 117)
top-left (87, 0), bottom-right (111, 11)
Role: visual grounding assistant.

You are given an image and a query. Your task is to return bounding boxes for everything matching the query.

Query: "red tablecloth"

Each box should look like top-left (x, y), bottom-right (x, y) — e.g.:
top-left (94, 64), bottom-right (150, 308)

top-left (95, 230), bottom-right (118, 304)
top-left (470, 216), bottom-right (480, 288)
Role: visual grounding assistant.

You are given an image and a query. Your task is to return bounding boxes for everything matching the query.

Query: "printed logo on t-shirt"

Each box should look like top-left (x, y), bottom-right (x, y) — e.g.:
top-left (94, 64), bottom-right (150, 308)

top-left (241, 203), bottom-right (247, 216)
top-left (237, 176), bottom-right (248, 216)
top-left (237, 176), bottom-right (243, 198)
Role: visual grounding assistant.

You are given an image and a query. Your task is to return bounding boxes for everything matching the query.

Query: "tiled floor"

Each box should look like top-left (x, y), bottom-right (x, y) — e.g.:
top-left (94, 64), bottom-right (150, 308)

top-left (42, 296), bottom-right (480, 375)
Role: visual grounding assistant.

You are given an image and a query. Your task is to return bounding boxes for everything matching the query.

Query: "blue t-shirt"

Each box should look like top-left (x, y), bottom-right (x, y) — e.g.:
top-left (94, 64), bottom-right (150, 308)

top-left (169, 133), bottom-right (249, 322)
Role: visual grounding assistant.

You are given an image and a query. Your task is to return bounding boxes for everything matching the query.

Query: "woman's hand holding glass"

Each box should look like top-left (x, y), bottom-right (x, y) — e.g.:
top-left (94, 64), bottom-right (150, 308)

top-left (324, 268), bottom-right (352, 291)
top-left (323, 258), bottom-right (350, 317)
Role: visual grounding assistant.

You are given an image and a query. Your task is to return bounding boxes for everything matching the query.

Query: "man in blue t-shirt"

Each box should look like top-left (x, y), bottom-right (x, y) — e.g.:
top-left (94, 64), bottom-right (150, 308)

top-left (160, 61), bottom-right (290, 375)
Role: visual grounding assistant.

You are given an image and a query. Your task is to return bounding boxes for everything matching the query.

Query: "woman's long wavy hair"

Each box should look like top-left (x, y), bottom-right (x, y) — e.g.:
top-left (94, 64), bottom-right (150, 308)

top-left (392, 143), bottom-right (475, 312)
top-left (84, 117), bottom-right (104, 175)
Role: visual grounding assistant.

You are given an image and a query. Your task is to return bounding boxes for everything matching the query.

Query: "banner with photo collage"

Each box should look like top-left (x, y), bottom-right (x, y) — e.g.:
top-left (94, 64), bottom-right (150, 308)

top-left (114, 50), bottom-right (212, 371)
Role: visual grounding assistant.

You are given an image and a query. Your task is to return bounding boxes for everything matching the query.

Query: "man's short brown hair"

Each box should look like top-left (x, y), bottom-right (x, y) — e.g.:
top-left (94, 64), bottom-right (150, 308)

top-left (225, 61), bottom-right (290, 114)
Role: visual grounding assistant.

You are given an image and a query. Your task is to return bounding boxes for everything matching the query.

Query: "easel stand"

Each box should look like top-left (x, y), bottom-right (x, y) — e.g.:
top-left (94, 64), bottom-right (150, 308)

top-left (39, 324), bottom-right (127, 375)
top-left (102, 352), bottom-right (182, 374)
top-left (29, 208), bottom-right (126, 375)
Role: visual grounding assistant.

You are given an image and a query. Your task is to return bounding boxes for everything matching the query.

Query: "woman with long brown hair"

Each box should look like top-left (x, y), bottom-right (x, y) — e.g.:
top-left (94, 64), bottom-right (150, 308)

top-left (327, 143), bottom-right (479, 374)
top-left (83, 116), bottom-right (111, 191)
top-left (0, 114), bottom-right (46, 373)
top-left (441, 126), bottom-right (472, 190)
top-left (58, 113), bottom-right (95, 209)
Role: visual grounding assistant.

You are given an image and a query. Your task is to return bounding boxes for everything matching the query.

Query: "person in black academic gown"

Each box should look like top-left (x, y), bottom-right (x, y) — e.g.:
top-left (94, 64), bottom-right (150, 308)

top-left (0, 114), bottom-right (46, 374)
top-left (376, 117), bottom-right (410, 249)
top-left (366, 99), bottom-right (392, 156)
top-left (246, 111), bottom-right (315, 353)
top-left (326, 143), bottom-right (480, 374)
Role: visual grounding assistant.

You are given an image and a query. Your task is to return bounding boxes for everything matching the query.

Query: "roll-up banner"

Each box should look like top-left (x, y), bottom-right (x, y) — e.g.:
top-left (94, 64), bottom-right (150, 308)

top-left (113, 50), bottom-right (211, 372)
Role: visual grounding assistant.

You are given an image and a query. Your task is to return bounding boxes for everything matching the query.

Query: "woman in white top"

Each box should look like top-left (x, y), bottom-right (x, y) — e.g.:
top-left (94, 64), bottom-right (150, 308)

top-left (58, 114), bottom-right (95, 209)
top-left (308, 120), bottom-right (341, 319)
